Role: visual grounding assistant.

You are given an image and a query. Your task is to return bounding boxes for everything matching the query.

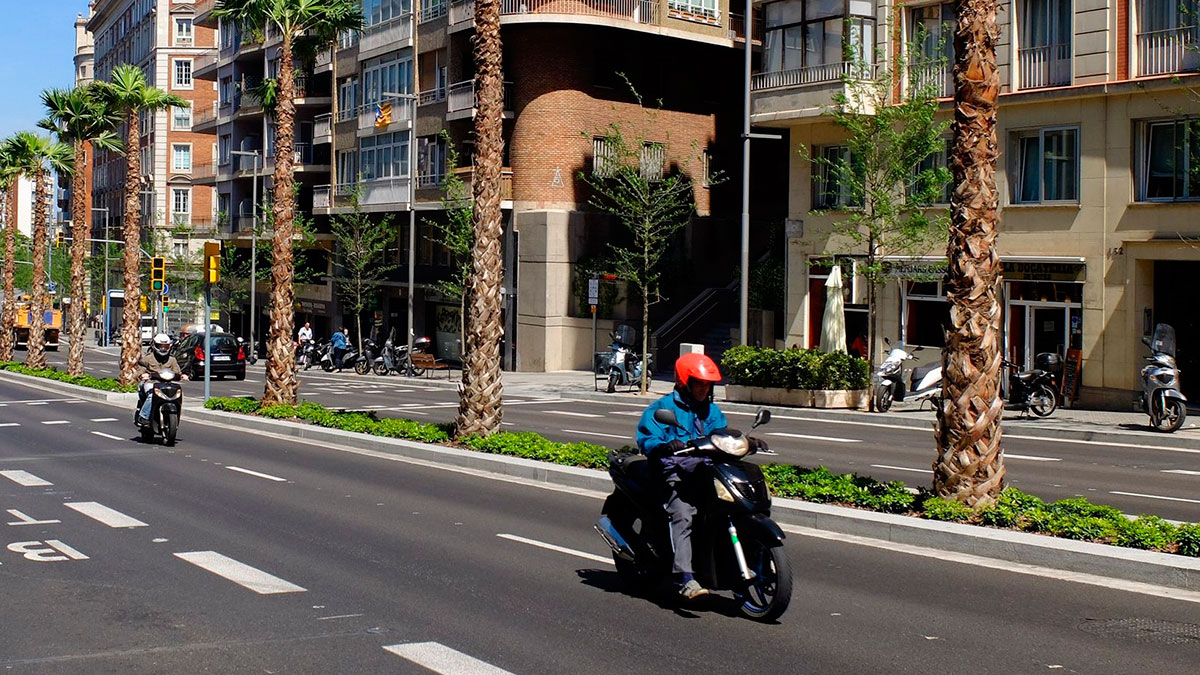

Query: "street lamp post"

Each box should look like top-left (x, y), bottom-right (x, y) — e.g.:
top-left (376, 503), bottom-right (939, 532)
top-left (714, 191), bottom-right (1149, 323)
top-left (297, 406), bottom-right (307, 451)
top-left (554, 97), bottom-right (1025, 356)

top-left (91, 207), bottom-right (110, 345)
top-left (231, 149), bottom-right (261, 355)
top-left (383, 87), bottom-right (420, 369)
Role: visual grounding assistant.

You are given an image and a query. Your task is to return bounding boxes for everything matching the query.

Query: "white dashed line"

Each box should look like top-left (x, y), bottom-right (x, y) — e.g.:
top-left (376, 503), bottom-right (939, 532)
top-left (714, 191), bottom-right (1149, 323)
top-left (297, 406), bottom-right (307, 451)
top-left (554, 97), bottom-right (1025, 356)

top-left (564, 429), bottom-right (629, 440)
top-left (382, 642), bottom-right (515, 675)
top-left (0, 470), bottom-right (53, 486)
top-left (871, 464), bottom-right (932, 474)
top-left (0, 423), bottom-right (19, 427)
top-left (1109, 490), bottom-right (1200, 505)
top-left (542, 411), bottom-right (602, 418)
top-left (90, 431), bottom-right (125, 441)
top-left (497, 533), bottom-right (612, 565)
top-left (1005, 453), bottom-right (1062, 462)
top-left (768, 432), bottom-right (861, 443)
top-left (226, 466), bottom-right (287, 482)
top-left (26, 402), bottom-right (49, 406)
top-left (65, 502), bottom-right (148, 528)
top-left (1162, 469), bottom-right (1200, 476)
top-left (174, 551), bottom-right (306, 594)
top-left (41, 420), bottom-right (70, 425)
top-left (90, 418), bottom-right (119, 422)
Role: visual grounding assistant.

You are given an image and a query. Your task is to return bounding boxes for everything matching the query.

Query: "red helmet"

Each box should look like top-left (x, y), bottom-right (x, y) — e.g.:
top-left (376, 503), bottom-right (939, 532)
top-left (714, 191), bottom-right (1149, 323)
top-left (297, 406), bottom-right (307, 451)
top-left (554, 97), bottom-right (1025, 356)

top-left (675, 352), bottom-right (722, 388)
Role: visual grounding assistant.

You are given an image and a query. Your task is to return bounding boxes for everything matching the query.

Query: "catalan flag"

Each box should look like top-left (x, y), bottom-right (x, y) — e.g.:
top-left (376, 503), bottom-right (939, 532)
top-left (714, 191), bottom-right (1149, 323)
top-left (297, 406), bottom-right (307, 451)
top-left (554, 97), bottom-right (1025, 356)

top-left (374, 101), bottom-right (393, 128)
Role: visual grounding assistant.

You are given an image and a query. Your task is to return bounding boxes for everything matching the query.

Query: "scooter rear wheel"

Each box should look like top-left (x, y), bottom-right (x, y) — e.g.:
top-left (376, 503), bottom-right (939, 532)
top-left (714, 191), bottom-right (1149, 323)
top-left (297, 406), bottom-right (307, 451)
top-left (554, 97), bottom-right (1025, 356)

top-left (1029, 384), bottom-right (1057, 417)
top-left (735, 536), bottom-right (793, 622)
top-left (373, 362), bottom-right (389, 376)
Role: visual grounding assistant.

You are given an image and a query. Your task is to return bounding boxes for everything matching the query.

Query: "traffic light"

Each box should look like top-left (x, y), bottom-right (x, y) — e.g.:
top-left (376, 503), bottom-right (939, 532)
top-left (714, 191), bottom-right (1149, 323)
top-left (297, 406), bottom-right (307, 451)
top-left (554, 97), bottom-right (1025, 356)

top-left (151, 256), bottom-right (166, 293)
top-left (55, 231), bottom-right (65, 247)
top-left (162, 295), bottom-right (170, 313)
top-left (139, 296), bottom-right (148, 313)
top-left (204, 242), bottom-right (220, 284)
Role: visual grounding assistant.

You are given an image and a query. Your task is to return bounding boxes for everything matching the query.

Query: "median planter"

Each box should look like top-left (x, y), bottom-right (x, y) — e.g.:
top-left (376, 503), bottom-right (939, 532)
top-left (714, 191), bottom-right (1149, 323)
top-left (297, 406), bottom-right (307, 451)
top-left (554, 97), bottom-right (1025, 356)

top-left (725, 384), bottom-right (867, 409)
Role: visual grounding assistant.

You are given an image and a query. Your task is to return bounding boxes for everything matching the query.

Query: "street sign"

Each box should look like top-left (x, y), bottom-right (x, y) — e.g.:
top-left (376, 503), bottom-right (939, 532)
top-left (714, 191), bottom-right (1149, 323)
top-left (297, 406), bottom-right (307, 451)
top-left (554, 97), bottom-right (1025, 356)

top-left (588, 278), bottom-right (599, 306)
top-left (47, 281), bottom-right (57, 294)
top-left (161, 282), bottom-right (170, 296)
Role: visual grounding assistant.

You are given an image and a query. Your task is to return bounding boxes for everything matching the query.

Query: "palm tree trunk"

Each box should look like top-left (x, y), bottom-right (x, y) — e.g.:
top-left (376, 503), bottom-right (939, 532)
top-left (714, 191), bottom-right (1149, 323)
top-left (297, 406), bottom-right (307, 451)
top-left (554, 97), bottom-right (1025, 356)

top-left (25, 169), bottom-right (49, 369)
top-left (934, 0), bottom-right (1006, 507)
top-left (67, 140), bottom-right (88, 375)
top-left (263, 33), bottom-right (299, 406)
top-left (119, 109), bottom-right (143, 384)
top-left (0, 179), bottom-right (16, 362)
top-left (456, 0), bottom-right (505, 437)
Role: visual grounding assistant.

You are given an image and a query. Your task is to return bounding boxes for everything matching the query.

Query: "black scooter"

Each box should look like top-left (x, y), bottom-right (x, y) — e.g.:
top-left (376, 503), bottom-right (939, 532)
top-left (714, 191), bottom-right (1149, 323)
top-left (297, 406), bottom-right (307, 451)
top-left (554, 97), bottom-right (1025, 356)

top-left (1003, 352), bottom-right (1060, 418)
top-left (594, 408), bottom-right (792, 622)
top-left (134, 367), bottom-right (183, 446)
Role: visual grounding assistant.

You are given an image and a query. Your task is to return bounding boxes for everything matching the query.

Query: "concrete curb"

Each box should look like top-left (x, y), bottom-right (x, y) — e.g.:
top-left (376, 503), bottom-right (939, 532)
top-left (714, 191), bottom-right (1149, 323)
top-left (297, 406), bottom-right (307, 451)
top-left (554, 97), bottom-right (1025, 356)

top-left (0, 369), bottom-right (137, 404)
top-left (183, 402), bottom-right (1200, 593)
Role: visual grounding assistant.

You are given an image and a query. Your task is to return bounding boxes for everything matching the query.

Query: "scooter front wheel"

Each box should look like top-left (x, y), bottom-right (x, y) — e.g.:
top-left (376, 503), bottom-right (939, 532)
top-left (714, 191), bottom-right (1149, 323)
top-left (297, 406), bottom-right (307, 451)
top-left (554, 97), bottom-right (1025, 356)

top-left (373, 362), bottom-right (389, 376)
top-left (1029, 384), bottom-right (1058, 417)
top-left (735, 536), bottom-right (793, 622)
top-left (163, 412), bottom-right (177, 447)
top-left (874, 386), bottom-right (893, 413)
top-left (354, 360), bottom-right (370, 375)
top-left (1153, 398), bottom-right (1186, 432)
top-left (607, 372), bottom-right (619, 394)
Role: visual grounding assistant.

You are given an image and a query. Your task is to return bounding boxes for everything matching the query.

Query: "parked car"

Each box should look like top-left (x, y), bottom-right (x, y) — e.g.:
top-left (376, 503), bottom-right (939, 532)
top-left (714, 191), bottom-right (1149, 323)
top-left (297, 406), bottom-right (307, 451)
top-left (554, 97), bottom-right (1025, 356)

top-left (172, 331), bottom-right (246, 380)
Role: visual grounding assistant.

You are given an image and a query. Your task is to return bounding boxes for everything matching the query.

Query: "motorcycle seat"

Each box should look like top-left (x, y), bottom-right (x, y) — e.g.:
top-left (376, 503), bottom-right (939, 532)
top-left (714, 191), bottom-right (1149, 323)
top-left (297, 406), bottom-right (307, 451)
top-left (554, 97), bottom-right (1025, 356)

top-left (911, 363), bottom-right (938, 385)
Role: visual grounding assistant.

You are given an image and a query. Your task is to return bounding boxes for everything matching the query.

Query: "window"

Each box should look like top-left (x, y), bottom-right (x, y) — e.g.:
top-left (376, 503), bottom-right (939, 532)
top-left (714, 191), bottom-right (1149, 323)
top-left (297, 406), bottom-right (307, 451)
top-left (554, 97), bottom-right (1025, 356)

top-left (171, 105), bottom-right (191, 131)
top-left (762, 0), bottom-right (875, 75)
top-left (220, 20), bottom-right (238, 50)
top-left (359, 131), bottom-right (410, 180)
top-left (903, 280), bottom-right (949, 348)
top-left (362, 54), bottom-right (413, 106)
top-left (640, 142), bottom-right (665, 182)
top-left (338, 77), bottom-right (359, 117)
top-left (1011, 127), bottom-right (1078, 203)
top-left (592, 136), bottom-right (617, 177)
top-left (1138, 118), bottom-right (1200, 201)
top-left (363, 0), bottom-right (412, 27)
top-left (813, 145), bottom-right (860, 209)
top-left (173, 59), bottom-right (193, 89)
top-left (220, 77), bottom-right (234, 106)
top-left (218, 135), bottom-right (232, 165)
top-left (171, 187), bottom-right (191, 225)
top-left (417, 136), bottom-right (447, 186)
top-left (668, 0), bottom-right (719, 20)
top-left (701, 150), bottom-right (713, 187)
top-left (217, 193), bottom-right (231, 224)
top-left (174, 18), bottom-right (193, 46)
top-left (338, 150), bottom-right (358, 184)
top-left (172, 241), bottom-right (187, 258)
top-left (172, 144), bottom-right (192, 172)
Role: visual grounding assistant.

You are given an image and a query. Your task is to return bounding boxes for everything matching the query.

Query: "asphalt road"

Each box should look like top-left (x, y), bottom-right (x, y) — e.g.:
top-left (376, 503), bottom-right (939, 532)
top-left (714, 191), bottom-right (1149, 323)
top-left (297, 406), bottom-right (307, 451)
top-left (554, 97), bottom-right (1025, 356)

top-left (0, 376), bottom-right (1197, 673)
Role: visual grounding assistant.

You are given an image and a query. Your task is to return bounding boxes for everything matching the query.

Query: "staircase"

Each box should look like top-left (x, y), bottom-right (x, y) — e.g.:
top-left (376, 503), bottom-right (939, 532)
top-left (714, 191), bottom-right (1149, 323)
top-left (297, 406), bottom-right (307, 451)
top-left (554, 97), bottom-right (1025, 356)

top-left (697, 322), bottom-right (737, 367)
top-left (649, 286), bottom-right (737, 371)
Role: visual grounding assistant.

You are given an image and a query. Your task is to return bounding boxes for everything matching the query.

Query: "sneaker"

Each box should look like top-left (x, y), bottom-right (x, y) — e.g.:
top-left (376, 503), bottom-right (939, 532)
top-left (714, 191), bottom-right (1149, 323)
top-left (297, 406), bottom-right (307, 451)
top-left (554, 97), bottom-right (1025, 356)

top-left (679, 579), bottom-right (710, 600)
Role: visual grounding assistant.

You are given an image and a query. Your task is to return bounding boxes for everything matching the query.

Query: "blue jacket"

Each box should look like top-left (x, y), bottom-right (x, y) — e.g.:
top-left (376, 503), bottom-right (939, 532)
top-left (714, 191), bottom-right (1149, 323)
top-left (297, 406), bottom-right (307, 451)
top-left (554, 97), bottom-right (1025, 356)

top-left (636, 389), bottom-right (728, 459)
top-left (331, 331), bottom-right (348, 349)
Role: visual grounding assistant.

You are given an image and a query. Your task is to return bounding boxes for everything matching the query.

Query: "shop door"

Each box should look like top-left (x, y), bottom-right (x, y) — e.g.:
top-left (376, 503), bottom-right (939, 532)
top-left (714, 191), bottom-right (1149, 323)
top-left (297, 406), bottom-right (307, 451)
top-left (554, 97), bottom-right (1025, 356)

top-left (1028, 306), bottom-right (1067, 366)
top-left (1153, 261), bottom-right (1200, 398)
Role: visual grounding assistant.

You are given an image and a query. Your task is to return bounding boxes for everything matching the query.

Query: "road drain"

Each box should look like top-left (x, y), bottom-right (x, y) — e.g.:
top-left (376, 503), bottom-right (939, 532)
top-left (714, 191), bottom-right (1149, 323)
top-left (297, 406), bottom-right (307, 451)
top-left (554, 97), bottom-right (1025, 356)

top-left (1078, 618), bottom-right (1200, 645)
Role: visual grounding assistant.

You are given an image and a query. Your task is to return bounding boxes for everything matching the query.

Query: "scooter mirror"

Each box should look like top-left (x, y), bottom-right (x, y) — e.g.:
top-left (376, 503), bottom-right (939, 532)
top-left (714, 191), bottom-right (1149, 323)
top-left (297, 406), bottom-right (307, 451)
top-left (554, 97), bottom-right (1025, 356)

top-left (1142, 336), bottom-right (1151, 347)
top-left (883, 337), bottom-right (891, 346)
top-left (913, 345), bottom-right (925, 352)
top-left (753, 409), bottom-right (771, 428)
top-left (653, 408), bottom-right (680, 428)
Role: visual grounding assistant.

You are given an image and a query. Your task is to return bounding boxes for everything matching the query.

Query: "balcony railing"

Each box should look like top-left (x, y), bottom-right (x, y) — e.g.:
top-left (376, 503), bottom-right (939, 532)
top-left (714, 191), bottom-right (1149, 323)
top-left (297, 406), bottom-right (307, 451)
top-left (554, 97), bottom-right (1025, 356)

top-left (314, 185), bottom-right (331, 209)
top-left (417, 173), bottom-right (446, 189)
top-left (907, 60), bottom-right (953, 98)
top-left (1138, 25), bottom-right (1200, 77)
top-left (294, 142), bottom-right (314, 165)
top-left (315, 48), bottom-right (333, 70)
top-left (454, 166), bottom-right (513, 201)
top-left (194, 51), bottom-right (219, 74)
top-left (421, 0), bottom-right (448, 22)
top-left (360, 177), bottom-right (412, 206)
top-left (314, 114), bottom-right (332, 141)
top-left (361, 13), bottom-right (414, 53)
top-left (193, 101), bottom-right (221, 128)
top-left (358, 98), bottom-right (414, 131)
top-left (1018, 43), bottom-right (1071, 89)
top-left (419, 87), bottom-right (447, 106)
top-left (751, 61), bottom-right (875, 91)
top-left (729, 11), bottom-right (764, 42)
top-left (450, 0), bottom-right (659, 27)
top-left (447, 80), bottom-right (514, 114)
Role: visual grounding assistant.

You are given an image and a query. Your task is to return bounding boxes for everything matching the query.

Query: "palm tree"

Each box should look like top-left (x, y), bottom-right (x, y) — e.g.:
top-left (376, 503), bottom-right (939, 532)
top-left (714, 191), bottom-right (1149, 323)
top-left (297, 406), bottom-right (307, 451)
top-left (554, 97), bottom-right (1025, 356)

top-left (214, 0), bottom-right (362, 406)
top-left (934, 0), bottom-right (1006, 507)
top-left (95, 65), bottom-right (187, 384)
top-left (7, 132), bottom-right (72, 369)
top-left (0, 139), bottom-right (20, 362)
top-left (39, 86), bottom-right (121, 376)
top-left (454, 0), bottom-right (505, 437)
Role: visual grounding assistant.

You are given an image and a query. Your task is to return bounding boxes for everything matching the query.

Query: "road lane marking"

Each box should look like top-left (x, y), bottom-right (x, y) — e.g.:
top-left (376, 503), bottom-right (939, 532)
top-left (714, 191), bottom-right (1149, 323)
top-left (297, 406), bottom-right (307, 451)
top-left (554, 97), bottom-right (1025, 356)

top-left (1003, 434), bottom-right (1200, 454)
top-left (316, 613), bottom-right (365, 621)
top-left (768, 432), bottom-right (861, 443)
top-left (871, 464), bottom-right (932, 474)
top-left (542, 410), bottom-right (602, 418)
top-left (1004, 453), bottom-right (1062, 462)
top-left (90, 418), bottom-right (119, 422)
top-left (90, 431), bottom-right (125, 441)
top-left (0, 470), bottom-right (52, 486)
top-left (496, 533), bottom-right (612, 565)
top-left (174, 551), bottom-right (306, 594)
top-left (383, 642), bottom-right (514, 674)
top-left (226, 466), bottom-right (287, 482)
top-left (41, 420), bottom-right (70, 425)
top-left (564, 429), bottom-right (630, 440)
top-left (27, 402), bottom-right (49, 406)
top-left (610, 411), bottom-right (641, 417)
top-left (0, 423), bottom-right (19, 427)
top-left (65, 502), bottom-right (148, 528)
top-left (1163, 469), bottom-right (1200, 475)
top-left (6, 509), bottom-right (61, 526)
top-left (1109, 490), bottom-right (1200, 504)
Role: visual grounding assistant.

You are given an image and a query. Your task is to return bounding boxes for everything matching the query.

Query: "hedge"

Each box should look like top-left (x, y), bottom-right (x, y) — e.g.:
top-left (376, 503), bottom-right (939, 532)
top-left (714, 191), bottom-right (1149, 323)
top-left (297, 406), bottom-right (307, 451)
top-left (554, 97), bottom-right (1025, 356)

top-left (204, 396), bottom-right (1200, 558)
top-left (0, 361), bottom-right (137, 393)
top-left (721, 345), bottom-right (870, 390)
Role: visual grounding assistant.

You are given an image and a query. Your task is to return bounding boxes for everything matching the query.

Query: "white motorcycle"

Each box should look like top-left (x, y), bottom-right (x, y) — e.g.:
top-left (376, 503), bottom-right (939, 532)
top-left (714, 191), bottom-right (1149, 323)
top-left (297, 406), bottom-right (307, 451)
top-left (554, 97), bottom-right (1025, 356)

top-left (873, 339), bottom-right (942, 412)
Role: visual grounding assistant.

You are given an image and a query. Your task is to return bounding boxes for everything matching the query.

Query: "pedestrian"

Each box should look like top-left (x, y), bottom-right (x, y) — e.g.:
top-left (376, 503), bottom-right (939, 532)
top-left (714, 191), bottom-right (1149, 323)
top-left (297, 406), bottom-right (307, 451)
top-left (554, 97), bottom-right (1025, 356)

top-left (297, 321), bottom-right (313, 345)
top-left (330, 326), bottom-right (348, 372)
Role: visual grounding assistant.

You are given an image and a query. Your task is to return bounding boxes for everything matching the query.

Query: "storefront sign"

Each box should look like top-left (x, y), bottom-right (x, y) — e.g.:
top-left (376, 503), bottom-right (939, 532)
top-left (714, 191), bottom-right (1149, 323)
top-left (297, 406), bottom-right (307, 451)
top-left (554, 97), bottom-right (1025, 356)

top-left (884, 260), bottom-right (946, 280)
top-left (1003, 261), bottom-right (1086, 282)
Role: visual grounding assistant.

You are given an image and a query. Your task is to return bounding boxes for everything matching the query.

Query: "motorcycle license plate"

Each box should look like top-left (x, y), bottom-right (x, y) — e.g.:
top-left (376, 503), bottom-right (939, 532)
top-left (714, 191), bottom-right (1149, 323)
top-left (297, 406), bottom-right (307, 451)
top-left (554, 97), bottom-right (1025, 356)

top-left (214, 355), bottom-right (231, 362)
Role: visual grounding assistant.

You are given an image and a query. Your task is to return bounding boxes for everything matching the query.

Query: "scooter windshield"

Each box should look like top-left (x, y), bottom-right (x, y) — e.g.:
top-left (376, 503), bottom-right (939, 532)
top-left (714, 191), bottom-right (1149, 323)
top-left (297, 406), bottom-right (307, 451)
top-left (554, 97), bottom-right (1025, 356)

top-left (1151, 323), bottom-right (1177, 357)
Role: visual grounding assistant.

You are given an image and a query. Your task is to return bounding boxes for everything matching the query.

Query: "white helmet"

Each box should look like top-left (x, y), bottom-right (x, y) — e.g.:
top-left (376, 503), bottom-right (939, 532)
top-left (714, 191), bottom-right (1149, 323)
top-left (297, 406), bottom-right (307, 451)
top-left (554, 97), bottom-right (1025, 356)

top-left (152, 333), bottom-right (171, 357)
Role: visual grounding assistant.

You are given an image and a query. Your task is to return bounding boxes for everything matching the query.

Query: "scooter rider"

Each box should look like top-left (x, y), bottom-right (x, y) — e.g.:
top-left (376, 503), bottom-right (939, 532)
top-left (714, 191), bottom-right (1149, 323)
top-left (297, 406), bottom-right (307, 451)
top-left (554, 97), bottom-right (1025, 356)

top-left (135, 333), bottom-right (187, 423)
top-left (636, 352), bottom-right (741, 600)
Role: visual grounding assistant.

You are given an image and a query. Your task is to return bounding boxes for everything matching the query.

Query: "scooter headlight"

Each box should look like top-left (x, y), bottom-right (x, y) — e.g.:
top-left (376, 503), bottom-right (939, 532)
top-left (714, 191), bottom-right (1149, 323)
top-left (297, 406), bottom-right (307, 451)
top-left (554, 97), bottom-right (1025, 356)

top-left (712, 433), bottom-right (751, 457)
top-left (879, 361), bottom-right (900, 377)
top-left (1155, 371), bottom-right (1177, 386)
top-left (714, 478), bottom-right (737, 502)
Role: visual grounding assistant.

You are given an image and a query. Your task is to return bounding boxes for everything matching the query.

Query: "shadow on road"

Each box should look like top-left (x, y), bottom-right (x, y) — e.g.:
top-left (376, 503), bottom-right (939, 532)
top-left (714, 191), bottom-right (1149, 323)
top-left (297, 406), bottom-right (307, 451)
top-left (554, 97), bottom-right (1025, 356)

top-left (575, 569), bottom-right (756, 621)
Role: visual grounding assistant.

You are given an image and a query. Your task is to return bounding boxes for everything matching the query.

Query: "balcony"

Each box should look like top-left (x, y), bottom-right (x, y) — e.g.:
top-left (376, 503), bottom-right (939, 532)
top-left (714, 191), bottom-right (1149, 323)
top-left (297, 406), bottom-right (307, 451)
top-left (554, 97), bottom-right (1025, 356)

top-left (357, 98), bottom-right (414, 136)
top-left (1018, 43), bottom-right (1071, 90)
top-left (314, 114), bottom-right (332, 145)
top-left (421, 0), bottom-right (448, 22)
top-left (751, 62), bottom-right (879, 122)
top-left (192, 101), bottom-right (223, 131)
top-left (315, 48), bottom-right (333, 73)
top-left (194, 51), bottom-right (220, 79)
top-left (194, 0), bottom-right (217, 25)
top-left (314, 185), bottom-right (331, 209)
top-left (1138, 25), bottom-right (1200, 77)
top-left (360, 177), bottom-right (412, 207)
top-left (446, 80), bottom-right (515, 120)
top-left (729, 11), bottom-right (764, 44)
top-left (185, 218), bottom-right (220, 237)
top-left (360, 13), bottom-right (414, 57)
top-left (419, 88), bottom-right (447, 106)
top-left (450, 0), bottom-right (660, 30)
top-left (453, 166), bottom-right (513, 202)
top-left (907, 60), bottom-right (953, 99)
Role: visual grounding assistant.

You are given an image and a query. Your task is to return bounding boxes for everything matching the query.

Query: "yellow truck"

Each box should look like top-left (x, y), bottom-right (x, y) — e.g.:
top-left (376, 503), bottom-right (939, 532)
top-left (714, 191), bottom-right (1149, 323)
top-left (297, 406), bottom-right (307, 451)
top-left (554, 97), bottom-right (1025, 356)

top-left (15, 302), bottom-right (62, 350)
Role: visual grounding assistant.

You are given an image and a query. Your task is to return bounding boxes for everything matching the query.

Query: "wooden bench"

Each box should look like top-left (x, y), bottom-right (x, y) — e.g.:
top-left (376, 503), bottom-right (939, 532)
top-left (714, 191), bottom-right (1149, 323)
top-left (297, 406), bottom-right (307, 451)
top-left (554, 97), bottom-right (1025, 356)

top-left (410, 352), bottom-right (451, 380)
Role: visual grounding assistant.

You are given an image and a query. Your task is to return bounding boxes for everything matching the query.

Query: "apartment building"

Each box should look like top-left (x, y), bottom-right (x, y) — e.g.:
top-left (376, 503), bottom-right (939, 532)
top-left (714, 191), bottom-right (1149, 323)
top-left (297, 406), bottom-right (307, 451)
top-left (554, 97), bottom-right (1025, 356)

top-left (297, 0), bottom-right (748, 370)
top-left (60, 7), bottom-right (97, 237)
top-left (752, 0), bottom-right (1200, 409)
top-left (87, 0), bottom-right (219, 293)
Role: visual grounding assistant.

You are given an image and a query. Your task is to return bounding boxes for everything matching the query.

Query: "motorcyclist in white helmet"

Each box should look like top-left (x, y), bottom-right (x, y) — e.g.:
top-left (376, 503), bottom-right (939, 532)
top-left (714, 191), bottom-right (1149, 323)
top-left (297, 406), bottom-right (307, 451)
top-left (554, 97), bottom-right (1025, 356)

top-left (135, 333), bottom-right (187, 423)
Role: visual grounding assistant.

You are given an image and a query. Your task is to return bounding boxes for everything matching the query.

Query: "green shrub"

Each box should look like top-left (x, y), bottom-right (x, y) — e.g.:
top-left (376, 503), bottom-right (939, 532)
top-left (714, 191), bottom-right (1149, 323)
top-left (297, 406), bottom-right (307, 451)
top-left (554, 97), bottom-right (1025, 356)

top-left (1114, 515), bottom-right (1177, 551)
top-left (721, 346), bottom-right (868, 390)
top-left (205, 396), bottom-right (262, 414)
top-left (979, 487), bottom-right (1045, 528)
top-left (460, 431), bottom-right (610, 469)
top-left (1175, 523), bottom-right (1200, 557)
top-left (760, 464), bottom-right (915, 513)
top-left (0, 361), bottom-right (137, 393)
top-left (921, 497), bottom-right (974, 522)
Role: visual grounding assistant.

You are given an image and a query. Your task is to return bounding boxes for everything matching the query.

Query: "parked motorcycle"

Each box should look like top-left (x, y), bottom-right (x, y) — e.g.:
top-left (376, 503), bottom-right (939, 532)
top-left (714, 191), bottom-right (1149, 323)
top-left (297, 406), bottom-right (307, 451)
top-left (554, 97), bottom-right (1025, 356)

top-left (341, 342), bottom-right (364, 374)
top-left (295, 340), bottom-right (317, 369)
top-left (355, 339), bottom-right (380, 375)
top-left (594, 408), bottom-right (792, 622)
top-left (605, 325), bottom-right (649, 393)
top-left (1002, 353), bottom-right (1060, 418)
top-left (373, 336), bottom-right (432, 377)
top-left (1140, 323), bottom-right (1187, 433)
top-left (303, 340), bottom-right (328, 371)
top-left (134, 367), bottom-right (184, 446)
top-left (237, 336), bottom-right (258, 366)
top-left (873, 339), bottom-right (941, 412)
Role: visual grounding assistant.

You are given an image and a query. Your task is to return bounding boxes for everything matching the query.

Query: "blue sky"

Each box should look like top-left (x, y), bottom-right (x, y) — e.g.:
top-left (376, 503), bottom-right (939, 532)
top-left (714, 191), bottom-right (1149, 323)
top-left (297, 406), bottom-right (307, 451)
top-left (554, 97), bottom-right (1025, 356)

top-left (0, 4), bottom-right (82, 139)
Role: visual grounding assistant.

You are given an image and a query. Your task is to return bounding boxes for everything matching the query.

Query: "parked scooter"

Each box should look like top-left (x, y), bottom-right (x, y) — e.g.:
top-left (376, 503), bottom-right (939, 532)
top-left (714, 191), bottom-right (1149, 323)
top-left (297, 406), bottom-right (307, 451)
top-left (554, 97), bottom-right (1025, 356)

top-left (304, 339), bottom-right (329, 371)
top-left (237, 336), bottom-right (258, 366)
top-left (295, 340), bottom-right (317, 369)
top-left (873, 339), bottom-right (941, 412)
top-left (1002, 353), bottom-right (1060, 418)
top-left (356, 339), bottom-right (380, 375)
top-left (1140, 323), bottom-right (1188, 433)
top-left (595, 408), bottom-right (790, 621)
top-left (605, 325), bottom-right (650, 393)
top-left (373, 337), bottom-right (432, 376)
top-left (134, 367), bottom-right (184, 446)
top-left (341, 342), bottom-right (363, 374)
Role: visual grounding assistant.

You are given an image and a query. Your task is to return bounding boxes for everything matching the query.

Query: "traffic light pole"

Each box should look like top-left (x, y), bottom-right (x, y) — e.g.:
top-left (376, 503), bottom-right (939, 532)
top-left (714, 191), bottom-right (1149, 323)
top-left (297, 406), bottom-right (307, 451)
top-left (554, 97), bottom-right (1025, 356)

top-left (204, 284), bottom-right (212, 404)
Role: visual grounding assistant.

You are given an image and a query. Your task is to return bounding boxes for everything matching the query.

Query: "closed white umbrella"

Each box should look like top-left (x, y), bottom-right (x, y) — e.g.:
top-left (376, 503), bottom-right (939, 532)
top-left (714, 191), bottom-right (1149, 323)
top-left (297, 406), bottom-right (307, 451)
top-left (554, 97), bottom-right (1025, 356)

top-left (820, 265), bottom-right (847, 354)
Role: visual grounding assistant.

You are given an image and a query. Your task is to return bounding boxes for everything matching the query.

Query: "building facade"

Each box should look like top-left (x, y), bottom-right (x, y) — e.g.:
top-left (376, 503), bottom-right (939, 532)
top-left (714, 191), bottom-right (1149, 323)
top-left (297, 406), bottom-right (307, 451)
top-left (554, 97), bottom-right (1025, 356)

top-left (752, 0), bottom-right (1200, 408)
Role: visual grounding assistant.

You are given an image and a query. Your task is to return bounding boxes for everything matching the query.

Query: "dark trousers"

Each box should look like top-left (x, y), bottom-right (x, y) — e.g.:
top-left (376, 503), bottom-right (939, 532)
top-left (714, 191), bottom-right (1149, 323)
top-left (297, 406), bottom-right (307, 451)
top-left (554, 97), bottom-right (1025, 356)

top-left (333, 347), bottom-right (347, 369)
top-left (658, 456), bottom-right (706, 577)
